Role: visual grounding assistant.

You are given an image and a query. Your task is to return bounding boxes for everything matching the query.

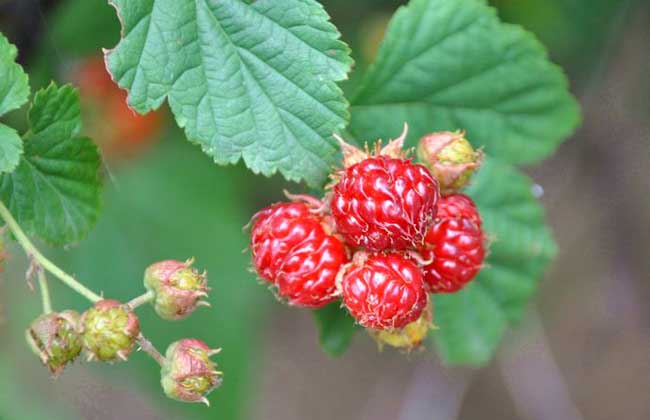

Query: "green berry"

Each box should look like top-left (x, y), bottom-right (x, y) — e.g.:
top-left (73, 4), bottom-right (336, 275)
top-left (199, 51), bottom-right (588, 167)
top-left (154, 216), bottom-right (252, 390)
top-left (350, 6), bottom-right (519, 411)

top-left (144, 258), bottom-right (209, 320)
top-left (80, 299), bottom-right (140, 362)
top-left (417, 131), bottom-right (482, 193)
top-left (26, 311), bottom-right (82, 376)
top-left (161, 339), bottom-right (222, 405)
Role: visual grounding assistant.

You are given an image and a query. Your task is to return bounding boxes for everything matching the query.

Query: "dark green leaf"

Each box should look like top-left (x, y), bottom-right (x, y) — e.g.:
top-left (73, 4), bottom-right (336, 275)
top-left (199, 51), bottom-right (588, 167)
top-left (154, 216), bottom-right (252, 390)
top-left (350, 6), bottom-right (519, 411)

top-left (106, 0), bottom-right (353, 186)
top-left (350, 0), bottom-right (580, 164)
top-left (0, 84), bottom-right (102, 245)
top-left (432, 157), bottom-right (557, 365)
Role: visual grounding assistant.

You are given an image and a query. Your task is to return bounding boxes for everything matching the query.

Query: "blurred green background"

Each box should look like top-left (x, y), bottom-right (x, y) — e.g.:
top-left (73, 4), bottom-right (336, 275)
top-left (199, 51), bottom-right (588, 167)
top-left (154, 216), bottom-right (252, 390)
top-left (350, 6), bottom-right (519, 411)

top-left (0, 0), bottom-right (648, 419)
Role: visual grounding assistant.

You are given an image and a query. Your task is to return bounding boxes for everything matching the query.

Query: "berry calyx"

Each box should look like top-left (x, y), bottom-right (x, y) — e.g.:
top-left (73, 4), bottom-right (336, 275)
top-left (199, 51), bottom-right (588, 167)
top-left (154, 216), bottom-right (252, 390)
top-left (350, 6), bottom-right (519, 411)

top-left (250, 199), bottom-right (349, 308)
top-left (80, 299), bottom-right (140, 362)
top-left (144, 258), bottom-right (209, 320)
top-left (26, 311), bottom-right (82, 376)
top-left (161, 339), bottom-right (223, 405)
top-left (369, 303), bottom-right (433, 351)
top-left (329, 126), bottom-right (439, 251)
top-left (338, 252), bottom-right (428, 330)
top-left (417, 131), bottom-right (482, 193)
top-left (419, 194), bottom-right (486, 293)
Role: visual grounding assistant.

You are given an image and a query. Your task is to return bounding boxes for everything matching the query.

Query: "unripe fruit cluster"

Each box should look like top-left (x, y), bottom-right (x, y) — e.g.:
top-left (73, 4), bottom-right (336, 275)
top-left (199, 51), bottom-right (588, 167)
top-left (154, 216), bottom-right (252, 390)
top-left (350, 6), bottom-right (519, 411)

top-left (25, 259), bottom-right (221, 405)
top-left (249, 126), bottom-right (486, 350)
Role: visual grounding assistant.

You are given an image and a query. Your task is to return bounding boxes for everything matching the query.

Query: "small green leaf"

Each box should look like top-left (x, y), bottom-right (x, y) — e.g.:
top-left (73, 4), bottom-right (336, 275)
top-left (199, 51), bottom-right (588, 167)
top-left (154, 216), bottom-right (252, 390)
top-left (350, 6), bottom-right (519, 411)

top-left (0, 84), bottom-right (102, 245)
top-left (0, 32), bottom-right (29, 172)
top-left (0, 124), bottom-right (22, 173)
top-left (106, 0), bottom-right (353, 186)
top-left (0, 33), bottom-right (30, 116)
top-left (350, 0), bottom-right (580, 164)
top-left (432, 157), bottom-right (557, 365)
top-left (313, 302), bottom-right (358, 356)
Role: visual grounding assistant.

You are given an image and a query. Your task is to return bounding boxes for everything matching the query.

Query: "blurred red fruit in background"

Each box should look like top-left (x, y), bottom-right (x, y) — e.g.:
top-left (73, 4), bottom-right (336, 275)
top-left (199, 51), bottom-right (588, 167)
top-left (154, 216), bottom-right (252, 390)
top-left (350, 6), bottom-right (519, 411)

top-left (72, 56), bottom-right (164, 160)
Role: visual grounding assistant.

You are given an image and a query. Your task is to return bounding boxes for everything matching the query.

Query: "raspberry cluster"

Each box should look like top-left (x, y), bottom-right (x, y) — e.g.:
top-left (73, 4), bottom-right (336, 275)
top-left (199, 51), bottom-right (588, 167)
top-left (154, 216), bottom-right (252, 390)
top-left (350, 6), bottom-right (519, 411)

top-left (249, 126), bottom-right (486, 350)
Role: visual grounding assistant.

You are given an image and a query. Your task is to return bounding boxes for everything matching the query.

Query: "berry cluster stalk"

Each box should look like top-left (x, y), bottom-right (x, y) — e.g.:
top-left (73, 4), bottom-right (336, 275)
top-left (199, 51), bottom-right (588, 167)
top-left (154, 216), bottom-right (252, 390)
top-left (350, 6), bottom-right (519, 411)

top-left (0, 200), bottom-right (102, 303)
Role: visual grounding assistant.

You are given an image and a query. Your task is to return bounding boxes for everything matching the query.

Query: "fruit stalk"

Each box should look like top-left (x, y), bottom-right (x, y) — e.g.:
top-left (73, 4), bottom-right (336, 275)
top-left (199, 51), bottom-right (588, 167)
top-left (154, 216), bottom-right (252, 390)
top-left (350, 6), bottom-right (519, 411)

top-left (138, 334), bottom-right (166, 366)
top-left (128, 290), bottom-right (155, 309)
top-left (37, 269), bottom-right (52, 314)
top-left (0, 200), bottom-right (102, 303)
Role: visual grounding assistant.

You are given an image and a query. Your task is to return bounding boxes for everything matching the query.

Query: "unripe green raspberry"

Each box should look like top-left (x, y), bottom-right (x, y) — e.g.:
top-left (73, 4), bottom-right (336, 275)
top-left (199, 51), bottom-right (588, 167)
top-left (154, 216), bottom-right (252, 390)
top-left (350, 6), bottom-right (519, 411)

top-left (80, 299), bottom-right (140, 362)
top-left (417, 131), bottom-right (482, 193)
top-left (26, 310), bottom-right (82, 376)
top-left (161, 339), bottom-right (223, 405)
top-left (144, 258), bottom-right (209, 320)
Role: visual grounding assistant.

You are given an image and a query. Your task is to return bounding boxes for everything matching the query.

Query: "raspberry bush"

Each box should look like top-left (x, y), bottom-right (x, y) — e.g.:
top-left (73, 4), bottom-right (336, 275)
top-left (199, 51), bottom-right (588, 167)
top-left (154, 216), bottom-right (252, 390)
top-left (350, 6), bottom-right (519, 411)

top-left (0, 0), bottom-right (580, 415)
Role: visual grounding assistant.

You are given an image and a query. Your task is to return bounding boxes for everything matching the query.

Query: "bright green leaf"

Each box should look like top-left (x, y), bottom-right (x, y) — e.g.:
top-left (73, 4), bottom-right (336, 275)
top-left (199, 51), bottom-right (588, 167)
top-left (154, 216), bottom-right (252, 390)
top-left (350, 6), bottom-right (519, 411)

top-left (0, 84), bottom-right (102, 245)
top-left (432, 157), bottom-right (557, 365)
top-left (0, 33), bottom-right (29, 172)
top-left (106, 0), bottom-right (353, 186)
top-left (313, 302), bottom-right (358, 356)
top-left (0, 124), bottom-right (23, 173)
top-left (0, 33), bottom-right (30, 116)
top-left (349, 0), bottom-right (580, 164)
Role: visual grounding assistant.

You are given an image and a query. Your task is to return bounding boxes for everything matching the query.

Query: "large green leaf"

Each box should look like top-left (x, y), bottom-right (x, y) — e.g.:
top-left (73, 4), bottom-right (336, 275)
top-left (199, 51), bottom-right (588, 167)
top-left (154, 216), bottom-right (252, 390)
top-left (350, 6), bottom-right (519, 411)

top-left (0, 84), bottom-right (102, 245)
top-left (0, 33), bottom-right (29, 173)
top-left (349, 0), bottom-right (580, 164)
top-left (432, 157), bottom-right (557, 365)
top-left (106, 0), bottom-right (353, 186)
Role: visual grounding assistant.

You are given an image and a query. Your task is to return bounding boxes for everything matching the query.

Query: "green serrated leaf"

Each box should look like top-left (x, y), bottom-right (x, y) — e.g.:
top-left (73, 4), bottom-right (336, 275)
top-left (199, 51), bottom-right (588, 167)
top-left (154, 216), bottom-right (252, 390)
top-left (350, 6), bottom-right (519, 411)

top-left (349, 0), bottom-right (580, 164)
top-left (0, 124), bottom-right (23, 173)
top-left (0, 33), bottom-right (30, 117)
top-left (106, 0), bottom-right (353, 186)
top-left (313, 302), bottom-right (358, 356)
top-left (432, 157), bottom-right (556, 365)
top-left (0, 84), bottom-right (102, 245)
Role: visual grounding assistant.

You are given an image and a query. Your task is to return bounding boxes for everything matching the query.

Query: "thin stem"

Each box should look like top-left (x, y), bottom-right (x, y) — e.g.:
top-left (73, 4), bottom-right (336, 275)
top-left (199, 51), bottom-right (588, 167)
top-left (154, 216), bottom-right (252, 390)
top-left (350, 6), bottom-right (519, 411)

top-left (137, 334), bottom-right (165, 366)
top-left (128, 290), bottom-right (155, 309)
top-left (37, 269), bottom-right (52, 314)
top-left (0, 200), bottom-right (102, 303)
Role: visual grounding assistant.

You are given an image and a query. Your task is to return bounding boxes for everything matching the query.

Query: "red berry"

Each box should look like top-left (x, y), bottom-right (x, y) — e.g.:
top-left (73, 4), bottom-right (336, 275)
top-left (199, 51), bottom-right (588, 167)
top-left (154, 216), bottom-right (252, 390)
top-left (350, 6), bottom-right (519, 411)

top-left (419, 194), bottom-right (485, 293)
top-left (339, 253), bottom-right (428, 330)
top-left (250, 201), bottom-right (348, 308)
top-left (330, 156), bottom-right (439, 251)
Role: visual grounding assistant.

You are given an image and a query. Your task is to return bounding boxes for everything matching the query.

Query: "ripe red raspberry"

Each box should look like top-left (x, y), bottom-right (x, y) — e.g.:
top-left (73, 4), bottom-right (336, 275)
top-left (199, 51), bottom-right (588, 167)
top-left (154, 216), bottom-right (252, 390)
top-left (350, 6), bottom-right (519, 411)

top-left (339, 252), bottom-right (428, 330)
top-left (329, 129), bottom-right (439, 252)
top-left (250, 200), bottom-right (348, 308)
top-left (419, 194), bottom-right (485, 293)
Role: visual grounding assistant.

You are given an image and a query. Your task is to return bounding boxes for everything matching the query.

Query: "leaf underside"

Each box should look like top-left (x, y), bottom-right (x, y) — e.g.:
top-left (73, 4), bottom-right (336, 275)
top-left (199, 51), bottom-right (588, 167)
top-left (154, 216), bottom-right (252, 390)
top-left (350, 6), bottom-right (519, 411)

top-left (106, 0), bottom-right (353, 186)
